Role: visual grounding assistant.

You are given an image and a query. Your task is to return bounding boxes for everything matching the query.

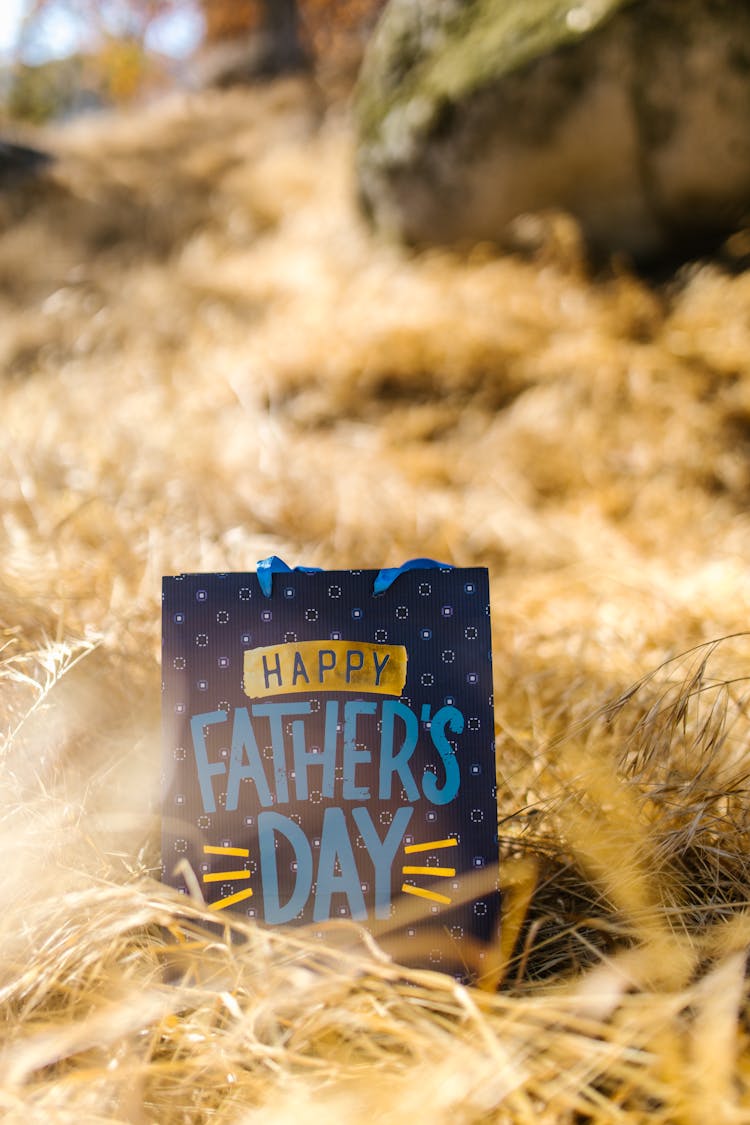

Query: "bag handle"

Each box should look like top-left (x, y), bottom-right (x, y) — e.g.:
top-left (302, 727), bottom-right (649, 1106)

top-left (372, 557), bottom-right (452, 595)
top-left (256, 555), bottom-right (322, 597)
top-left (257, 555), bottom-right (452, 597)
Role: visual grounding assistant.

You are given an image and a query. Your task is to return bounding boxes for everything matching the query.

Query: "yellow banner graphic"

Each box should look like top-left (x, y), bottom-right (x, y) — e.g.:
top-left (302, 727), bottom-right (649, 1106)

top-left (244, 639), bottom-right (407, 699)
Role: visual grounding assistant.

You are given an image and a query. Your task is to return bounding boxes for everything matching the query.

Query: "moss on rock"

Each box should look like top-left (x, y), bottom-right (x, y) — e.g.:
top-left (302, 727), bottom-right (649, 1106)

top-left (356, 0), bottom-right (628, 143)
top-left (355, 0), bottom-right (750, 261)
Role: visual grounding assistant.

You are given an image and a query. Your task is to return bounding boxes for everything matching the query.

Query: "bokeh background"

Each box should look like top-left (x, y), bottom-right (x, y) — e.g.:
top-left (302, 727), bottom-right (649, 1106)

top-left (2, 2), bottom-right (750, 1121)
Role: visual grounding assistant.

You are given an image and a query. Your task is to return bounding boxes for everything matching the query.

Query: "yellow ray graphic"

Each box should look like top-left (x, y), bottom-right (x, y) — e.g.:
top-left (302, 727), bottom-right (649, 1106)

top-left (203, 845), bottom-right (250, 857)
top-left (202, 870), bottom-right (250, 883)
top-left (404, 837), bottom-right (457, 854)
top-left (208, 887), bottom-right (254, 911)
top-left (402, 865), bottom-right (456, 877)
top-left (401, 883), bottom-right (452, 905)
top-left (401, 838), bottom-right (458, 907)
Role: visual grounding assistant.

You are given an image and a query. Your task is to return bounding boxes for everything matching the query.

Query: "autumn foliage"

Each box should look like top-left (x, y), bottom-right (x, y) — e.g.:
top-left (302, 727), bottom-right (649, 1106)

top-left (202, 0), bottom-right (387, 77)
top-left (201, 0), bottom-right (264, 42)
top-left (202, 0), bottom-right (386, 46)
top-left (8, 0), bottom-right (388, 118)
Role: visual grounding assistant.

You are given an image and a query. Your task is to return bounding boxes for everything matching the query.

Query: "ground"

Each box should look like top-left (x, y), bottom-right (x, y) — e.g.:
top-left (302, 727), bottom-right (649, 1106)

top-left (1, 78), bottom-right (750, 1121)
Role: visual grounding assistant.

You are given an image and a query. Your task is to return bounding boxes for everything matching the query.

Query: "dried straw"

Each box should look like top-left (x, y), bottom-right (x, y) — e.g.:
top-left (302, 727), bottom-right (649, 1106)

top-left (1, 78), bottom-right (750, 1121)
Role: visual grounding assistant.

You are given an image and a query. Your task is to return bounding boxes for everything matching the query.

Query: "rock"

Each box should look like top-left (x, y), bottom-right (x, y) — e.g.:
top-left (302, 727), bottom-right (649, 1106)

top-left (354, 0), bottom-right (750, 261)
top-left (0, 141), bottom-right (53, 188)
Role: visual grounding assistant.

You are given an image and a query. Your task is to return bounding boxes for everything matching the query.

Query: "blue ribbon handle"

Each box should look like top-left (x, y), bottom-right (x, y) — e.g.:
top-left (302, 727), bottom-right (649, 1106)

top-left (256, 556), bottom-right (323, 597)
top-left (373, 557), bottom-right (453, 595)
top-left (257, 555), bottom-right (452, 597)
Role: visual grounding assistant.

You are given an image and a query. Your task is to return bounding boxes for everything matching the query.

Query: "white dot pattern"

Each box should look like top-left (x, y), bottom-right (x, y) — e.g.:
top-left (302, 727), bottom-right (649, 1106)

top-left (161, 566), bottom-right (500, 970)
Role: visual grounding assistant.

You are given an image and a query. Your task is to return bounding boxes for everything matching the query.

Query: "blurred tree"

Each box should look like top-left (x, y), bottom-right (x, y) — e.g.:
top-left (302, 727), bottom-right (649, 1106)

top-left (19, 0), bottom-right (185, 51)
top-left (201, 0), bottom-right (263, 42)
top-left (302, 0), bottom-right (386, 59)
top-left (3, 0), bottom-right (390, 119)
top-left (197, 0), bottom-right (308, 84)
top-left (196, 0), bottom-right (387, 87)
top-left (7, 0), bottom-right (179, 119)
top-left (301, 0), bottom-right (387, 90)
top-left (6, 55), bottom-right (101, 122)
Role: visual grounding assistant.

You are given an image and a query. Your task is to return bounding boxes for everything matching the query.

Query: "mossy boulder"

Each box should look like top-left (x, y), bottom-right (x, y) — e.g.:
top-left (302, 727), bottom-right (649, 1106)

top-left (355, 0), bottom-right (750, 260)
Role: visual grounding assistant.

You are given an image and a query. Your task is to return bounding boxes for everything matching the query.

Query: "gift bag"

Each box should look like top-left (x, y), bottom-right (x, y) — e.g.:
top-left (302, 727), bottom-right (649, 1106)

top-left (162, 559), bottom-right (500, 976)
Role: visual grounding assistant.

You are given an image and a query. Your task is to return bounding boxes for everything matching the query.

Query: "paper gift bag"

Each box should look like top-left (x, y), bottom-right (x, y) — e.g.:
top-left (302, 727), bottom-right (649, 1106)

top-left (162, 559), bottom-right (500, 975)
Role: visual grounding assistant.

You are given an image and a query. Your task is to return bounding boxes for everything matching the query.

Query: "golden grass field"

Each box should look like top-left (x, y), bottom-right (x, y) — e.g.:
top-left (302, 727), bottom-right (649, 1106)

top-left (3, 76), bottom-right (750, 1121)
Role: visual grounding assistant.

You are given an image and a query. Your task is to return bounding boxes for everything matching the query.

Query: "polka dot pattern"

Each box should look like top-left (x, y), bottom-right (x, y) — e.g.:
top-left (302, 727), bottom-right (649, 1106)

top-left (162, 567), bottom-right (499, 959)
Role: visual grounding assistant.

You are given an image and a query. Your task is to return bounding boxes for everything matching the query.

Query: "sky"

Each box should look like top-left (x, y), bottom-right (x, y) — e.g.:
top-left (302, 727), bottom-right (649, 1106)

top-left (0, 0), bottom-right (25, 57)
top-left (0, 1), bottom-right (204, 63)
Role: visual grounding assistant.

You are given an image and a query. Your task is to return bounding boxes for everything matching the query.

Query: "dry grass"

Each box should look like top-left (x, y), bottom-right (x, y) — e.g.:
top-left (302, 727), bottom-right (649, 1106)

top-left (2, 77), bottom-right (750, 1120)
